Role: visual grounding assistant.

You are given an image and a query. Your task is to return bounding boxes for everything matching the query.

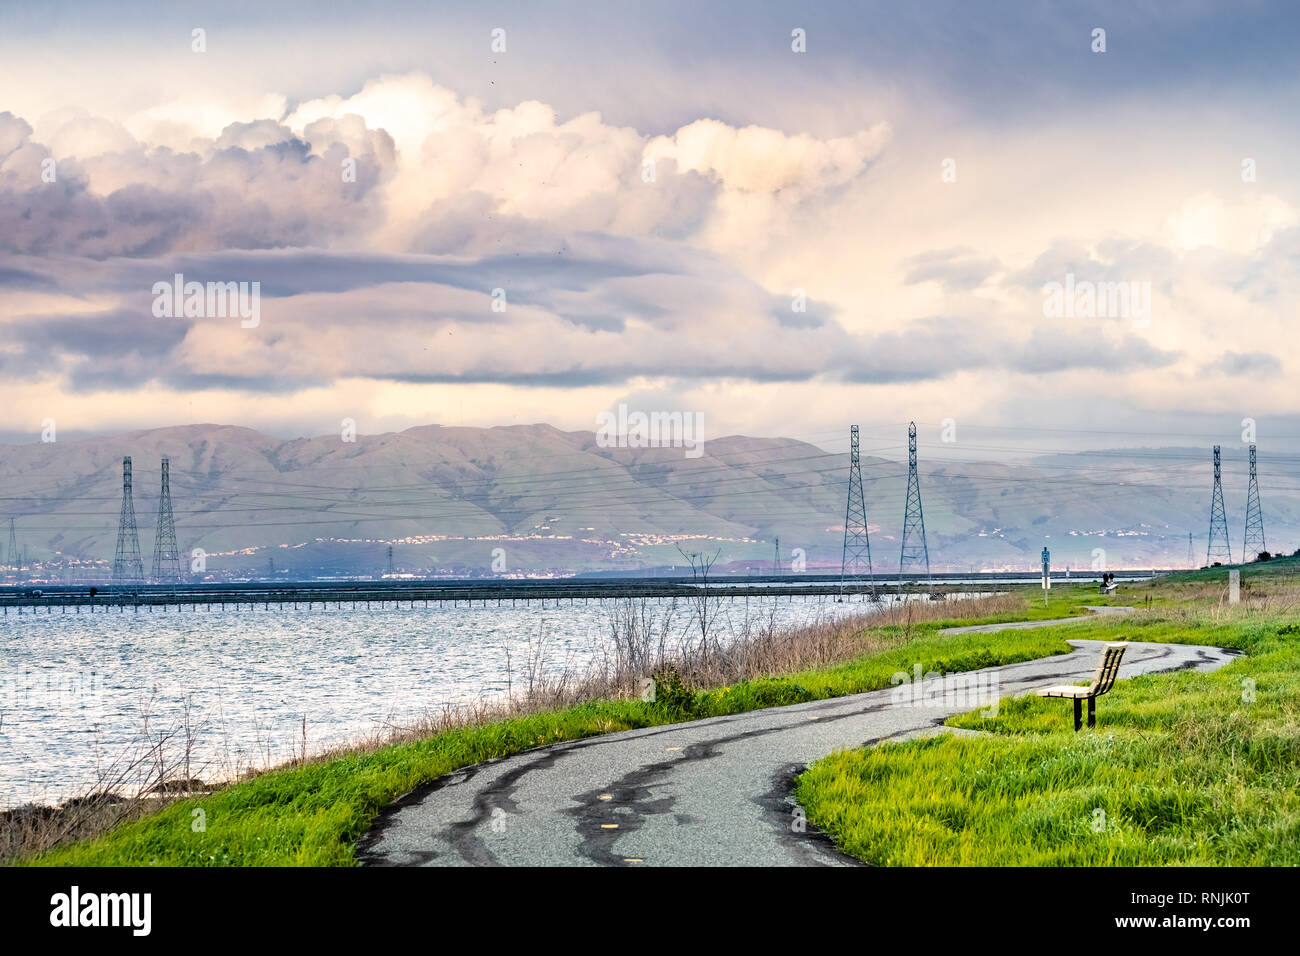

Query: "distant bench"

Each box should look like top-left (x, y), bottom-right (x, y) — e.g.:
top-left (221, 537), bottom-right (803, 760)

top-left (1036, 642), bottom-right (1129, 731)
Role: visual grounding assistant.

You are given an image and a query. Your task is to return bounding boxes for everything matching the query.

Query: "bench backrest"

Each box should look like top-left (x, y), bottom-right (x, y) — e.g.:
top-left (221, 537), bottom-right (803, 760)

top-left (1091, 642), bottom-right (1129, 695)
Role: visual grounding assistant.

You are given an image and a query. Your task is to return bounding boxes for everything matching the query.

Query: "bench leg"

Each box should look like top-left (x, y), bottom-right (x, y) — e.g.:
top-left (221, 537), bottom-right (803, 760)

top-left (1073, 699), bottom-right (1082, 732)
top-left (1087, 697), bottom-right (1096, 728)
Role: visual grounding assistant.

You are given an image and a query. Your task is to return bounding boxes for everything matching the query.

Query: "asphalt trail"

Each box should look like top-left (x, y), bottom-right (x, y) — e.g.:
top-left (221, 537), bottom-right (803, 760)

top-left (939, 604), bottom-right (1134, 634)
top-left (360, 627), bottom-right (1235, 867)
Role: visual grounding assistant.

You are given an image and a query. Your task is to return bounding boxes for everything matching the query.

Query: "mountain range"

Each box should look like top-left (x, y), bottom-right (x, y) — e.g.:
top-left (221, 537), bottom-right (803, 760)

top-left (0, 424), bottom-right (1292, 580)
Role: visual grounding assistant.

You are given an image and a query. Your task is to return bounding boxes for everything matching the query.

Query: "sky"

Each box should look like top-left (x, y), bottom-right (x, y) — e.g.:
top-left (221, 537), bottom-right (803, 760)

top-left (3, 0), bottom-right (1300, 458)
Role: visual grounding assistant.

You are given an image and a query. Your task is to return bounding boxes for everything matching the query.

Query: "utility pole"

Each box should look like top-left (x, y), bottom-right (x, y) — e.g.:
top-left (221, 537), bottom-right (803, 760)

top-left (1243, 444), bottom-right (1266, 561)
top-left (152, 456), bottom-right (182, 583)
top-left (1206, 445), bottom-right (1232, 566)
top-left (899, 422), bottom-right (932, 585)
top-left (839, 425), bottom-right (873, 600)
top-left (112, 456), bottom-right (144, 584)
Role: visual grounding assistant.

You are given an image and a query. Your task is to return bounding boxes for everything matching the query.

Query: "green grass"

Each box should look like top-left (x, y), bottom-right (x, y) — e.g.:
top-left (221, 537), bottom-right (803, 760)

top-left (26, 600), bottom-right (1080, 866)
top-left (795, 568), bottom-right (1300, 865)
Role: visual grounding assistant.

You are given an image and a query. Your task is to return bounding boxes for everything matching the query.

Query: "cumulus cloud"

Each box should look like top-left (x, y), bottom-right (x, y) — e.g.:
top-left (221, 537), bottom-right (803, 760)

top-left (280, 75), bottom-right (891, 256)
top-left (0, 110), bottom-right (395, 257)
top-left (643, 120), bottom-right (891, 194)
top-left (1, 75), bottom-right (891, 268)
top-left (1161, 192), bottom-right (1297, 255)
top-left (2, 69), bottom-right (1295, 440)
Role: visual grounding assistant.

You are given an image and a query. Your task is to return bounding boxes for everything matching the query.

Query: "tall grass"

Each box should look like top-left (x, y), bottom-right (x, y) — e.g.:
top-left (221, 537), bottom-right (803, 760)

top-left (795, 568), bottom-right (1300, 865)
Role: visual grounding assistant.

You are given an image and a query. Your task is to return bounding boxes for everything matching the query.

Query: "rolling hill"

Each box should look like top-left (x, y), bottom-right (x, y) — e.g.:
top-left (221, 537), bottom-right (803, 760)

top-left (0, 424), bottom-right (1293, 580)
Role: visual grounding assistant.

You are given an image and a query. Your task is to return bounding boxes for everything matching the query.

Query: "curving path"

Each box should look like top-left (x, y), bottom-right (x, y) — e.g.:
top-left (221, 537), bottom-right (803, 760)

top-left (359, 631), bottom-right (1237, 867)
top-left (938, 604), bottom-right (1134, 635)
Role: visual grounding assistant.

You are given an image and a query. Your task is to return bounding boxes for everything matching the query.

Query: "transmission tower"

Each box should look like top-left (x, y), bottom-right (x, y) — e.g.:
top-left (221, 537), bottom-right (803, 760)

top-left (1186, 532), bottom-right (1194, 569)
top-left (899, 422), bottom-right (932, 584)
top-left (112, 456), bottom-right (145, 584)
top-left (152, 456), bottom-right (182, 583)
top-left (5, 517), bottom-right (15, 570)
top-left (839, 425), bottom-right (873, 597)
top-left (1243, 444), bottom-right (1266, 561)
top-left (773, 536), bottom-right (781, 575)
top-left (1206, 445), bottom-right (1232, 566)
top-left (387, 544), bottom-right (395, 575)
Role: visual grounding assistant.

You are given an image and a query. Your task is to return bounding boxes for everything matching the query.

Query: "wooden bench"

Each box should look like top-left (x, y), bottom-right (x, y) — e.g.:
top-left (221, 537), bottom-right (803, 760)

top-left (1035, 642), bottom-right (1128, 731)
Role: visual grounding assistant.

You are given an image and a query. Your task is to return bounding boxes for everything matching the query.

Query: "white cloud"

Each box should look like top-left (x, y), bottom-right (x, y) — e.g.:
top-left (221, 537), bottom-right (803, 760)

top-left (644, 119), bottom-right (891, 194)
top-left (1161, 192), bottom-right (1297, 255)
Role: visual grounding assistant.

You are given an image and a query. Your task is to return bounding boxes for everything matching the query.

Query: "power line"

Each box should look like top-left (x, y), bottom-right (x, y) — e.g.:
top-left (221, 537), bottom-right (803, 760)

top-left (839, 425), bottom-right (872, 598)
top-left (1244, 444), bottom-right (1266, 561)
top-left (1206, 445), bottom-right (1232, 566)
top-left (112, 456), bottom-right (144, 584)
top-left (152, 456), bottom-right (182, 584)
top-left (899, 421), bottom-right (931, 584)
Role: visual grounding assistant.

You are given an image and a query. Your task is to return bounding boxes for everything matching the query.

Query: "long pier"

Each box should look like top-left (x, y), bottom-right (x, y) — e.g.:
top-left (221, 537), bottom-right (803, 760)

top-left (0, 571), bottom-right (1158, 612)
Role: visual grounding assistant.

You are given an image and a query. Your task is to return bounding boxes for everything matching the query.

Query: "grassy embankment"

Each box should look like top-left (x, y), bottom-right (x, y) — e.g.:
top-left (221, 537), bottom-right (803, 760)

top-left (796, 559), bottom-right (1300, 865)
top-left (23, 588), bottom-right (1097, 866)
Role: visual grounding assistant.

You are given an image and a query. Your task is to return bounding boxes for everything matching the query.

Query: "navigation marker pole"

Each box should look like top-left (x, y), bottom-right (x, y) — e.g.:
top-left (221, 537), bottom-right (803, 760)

top-left (1041, 546), bottom-right (1050, 607)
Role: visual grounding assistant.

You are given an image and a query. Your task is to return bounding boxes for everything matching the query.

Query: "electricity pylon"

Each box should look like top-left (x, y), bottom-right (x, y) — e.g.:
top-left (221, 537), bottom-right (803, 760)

top-left (899, 422), bottom-right (932, 584)
top-left (773, 536), bottom-right (781, 575)
top-left (839, 425), bottom-right (873, 598)
top-left (5, 517), bottom-right (15, 570)
top-left (1243, 444), bottom-right (1266, 561)
top-left (112, 456), bottom-right (145, 584)
top-left (152, 456), bottom-right (182, 583)
top-left (1206, 445), bottom-right (1232, 566)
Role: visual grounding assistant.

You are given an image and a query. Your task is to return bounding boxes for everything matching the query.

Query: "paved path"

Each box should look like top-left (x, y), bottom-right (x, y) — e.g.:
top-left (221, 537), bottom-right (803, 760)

top-left (939, 605), bottom-right (1133, 635)
top-left (360, 635), bottom-right (1236, 867)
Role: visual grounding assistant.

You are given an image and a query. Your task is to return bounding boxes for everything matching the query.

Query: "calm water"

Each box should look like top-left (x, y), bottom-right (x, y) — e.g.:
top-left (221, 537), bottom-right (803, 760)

top-left (0, 593), bottom-right (915, 808)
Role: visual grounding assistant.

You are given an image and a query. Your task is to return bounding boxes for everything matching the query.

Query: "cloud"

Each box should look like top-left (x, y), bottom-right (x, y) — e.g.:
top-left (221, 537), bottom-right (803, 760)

top-left (1012, 329), bottom-right (1180, 374)
top-left (643, 119), bottom-right (891, 194)
top-left (1161, 192), bottom-right (1296, 255)
top-left (1201, 350), bottom-right (1283, 377)
top-left (0, 111), bottom-right (395, 258)
top-left (903, 248), bottom-right (1000, 291)
top-left (1, 244), bottom-right (1186, 400)
top-left (3, 59), bottom-right (1298, 443)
